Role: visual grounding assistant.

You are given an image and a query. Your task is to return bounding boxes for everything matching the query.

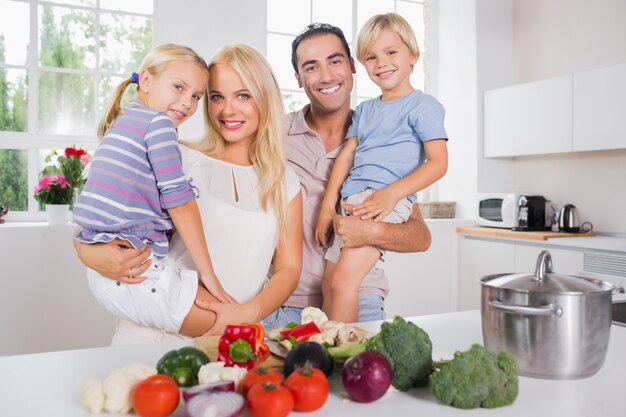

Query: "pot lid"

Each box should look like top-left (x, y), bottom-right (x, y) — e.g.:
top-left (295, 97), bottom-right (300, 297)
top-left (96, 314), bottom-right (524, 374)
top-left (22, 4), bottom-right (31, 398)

top-left (480, 250), bottom-right (613, 294)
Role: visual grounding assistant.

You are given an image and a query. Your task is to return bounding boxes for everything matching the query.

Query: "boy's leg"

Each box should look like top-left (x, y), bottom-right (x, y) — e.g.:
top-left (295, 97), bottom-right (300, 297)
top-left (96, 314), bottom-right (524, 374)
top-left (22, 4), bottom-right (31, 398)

top-left (321, 260), bottom-right (336, 316)
top-left (326, 245), bottom-right (380, 322)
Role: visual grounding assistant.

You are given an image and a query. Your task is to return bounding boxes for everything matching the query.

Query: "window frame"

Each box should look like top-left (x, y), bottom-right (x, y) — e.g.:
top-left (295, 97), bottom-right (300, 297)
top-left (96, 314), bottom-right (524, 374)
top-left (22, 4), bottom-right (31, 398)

top-left (0, 0), bottom-right (153, 221)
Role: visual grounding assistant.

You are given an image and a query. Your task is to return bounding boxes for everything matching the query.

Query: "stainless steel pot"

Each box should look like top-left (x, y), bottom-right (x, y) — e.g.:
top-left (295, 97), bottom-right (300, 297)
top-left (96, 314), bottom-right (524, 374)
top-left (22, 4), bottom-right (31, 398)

top-left (480, 250), bottom-right (613, 379)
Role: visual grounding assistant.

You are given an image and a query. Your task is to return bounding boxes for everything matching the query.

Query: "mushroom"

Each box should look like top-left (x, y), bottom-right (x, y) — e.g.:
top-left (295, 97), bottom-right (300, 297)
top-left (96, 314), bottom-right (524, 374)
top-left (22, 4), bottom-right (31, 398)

top-left (307, 332), bottom-right (336, 346)
top-left (319, 320), bottom-right (345, 340)
top-left (267, 328), bottom-right (283, 341)
top-left (337, 325), bottom-right (371, 346)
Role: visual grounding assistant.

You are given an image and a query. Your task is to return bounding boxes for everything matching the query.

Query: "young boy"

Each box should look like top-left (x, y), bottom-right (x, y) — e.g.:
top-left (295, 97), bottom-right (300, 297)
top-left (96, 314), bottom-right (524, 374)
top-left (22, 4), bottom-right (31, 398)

top-left (315, 13), bottom-right (449, 322)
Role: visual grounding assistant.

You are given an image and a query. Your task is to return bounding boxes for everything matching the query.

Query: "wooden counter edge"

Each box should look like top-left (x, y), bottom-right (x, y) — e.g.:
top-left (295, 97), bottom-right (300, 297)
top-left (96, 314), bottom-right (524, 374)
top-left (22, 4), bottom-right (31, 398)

top-left (456, 226), bottom-right (597, 241)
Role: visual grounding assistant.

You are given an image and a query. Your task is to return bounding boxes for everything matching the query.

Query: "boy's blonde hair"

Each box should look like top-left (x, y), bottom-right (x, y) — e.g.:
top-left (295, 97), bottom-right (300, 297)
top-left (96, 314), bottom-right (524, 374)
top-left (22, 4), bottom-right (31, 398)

top-left (356, 13), bottom-right (420, 64)
top-left (98, 43), bottom-right (208, 139)
top-left (192, 44), bottom-right (289, 242)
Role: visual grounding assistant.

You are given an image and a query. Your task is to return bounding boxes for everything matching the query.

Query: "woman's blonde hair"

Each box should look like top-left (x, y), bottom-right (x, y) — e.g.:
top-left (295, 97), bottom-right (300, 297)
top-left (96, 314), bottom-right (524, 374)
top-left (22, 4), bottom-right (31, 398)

top-left (192, 44), bottom-right (289, 242)
top-left (356, 13), bottom-right (420, 64)
top-left (97, 43), bottom-right (208, 139)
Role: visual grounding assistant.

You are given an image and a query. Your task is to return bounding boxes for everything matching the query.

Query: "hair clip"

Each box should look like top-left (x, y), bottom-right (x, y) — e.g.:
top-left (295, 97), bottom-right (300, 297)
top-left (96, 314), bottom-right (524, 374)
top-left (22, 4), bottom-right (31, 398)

top-left (130, 72), bottom-right (139, 84)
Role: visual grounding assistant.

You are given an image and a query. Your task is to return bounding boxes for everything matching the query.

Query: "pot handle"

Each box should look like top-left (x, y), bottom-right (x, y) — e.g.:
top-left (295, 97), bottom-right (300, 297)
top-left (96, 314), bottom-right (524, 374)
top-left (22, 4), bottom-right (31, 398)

top-left (489, 299), bottom-right (563, 317)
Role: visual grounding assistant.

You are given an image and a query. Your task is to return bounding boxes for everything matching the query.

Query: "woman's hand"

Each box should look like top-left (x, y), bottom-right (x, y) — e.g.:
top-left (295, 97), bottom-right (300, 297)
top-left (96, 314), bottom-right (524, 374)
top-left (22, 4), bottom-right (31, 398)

top-left (199, 275), bottom-right (239, 304)
top-left (74, 238), bottom-right (152, 283)
top-left (194, 298), bottom-right (258, 336)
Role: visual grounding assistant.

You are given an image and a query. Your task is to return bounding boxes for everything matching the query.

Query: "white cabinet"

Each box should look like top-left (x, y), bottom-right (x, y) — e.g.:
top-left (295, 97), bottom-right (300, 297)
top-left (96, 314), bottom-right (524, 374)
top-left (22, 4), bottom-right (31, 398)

top-left (484, 75), bottom-right (573, 157)
top-left (573, 63), bottom-right (626, 152)
top-left (385, 220), bottom-right (473, 318)
top-left (457, 237), bottom-right (515, 311)
top-left (484, 62), bottom-right (626, 157)
top-left (514, 245), bottom-right (583, 275)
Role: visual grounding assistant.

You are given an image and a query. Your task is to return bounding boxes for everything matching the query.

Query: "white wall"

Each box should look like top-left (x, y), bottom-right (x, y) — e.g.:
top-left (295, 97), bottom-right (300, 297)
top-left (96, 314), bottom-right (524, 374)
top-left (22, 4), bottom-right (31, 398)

top-left (153, 0), bottom-right (268, 142)
top-left (508, 0), bottom-right (626, 234)
top-left (433, 0), bottom-right (479, 219)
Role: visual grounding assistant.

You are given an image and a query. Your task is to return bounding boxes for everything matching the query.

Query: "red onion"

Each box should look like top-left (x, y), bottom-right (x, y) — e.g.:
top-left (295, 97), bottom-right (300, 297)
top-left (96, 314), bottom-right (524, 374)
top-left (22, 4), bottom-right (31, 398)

top-left (182, 380), bottom-right (236, 402)
top-left (186, 391), bottom-right (244, 417)
top-left (342, 351), bottom-right (393, 403)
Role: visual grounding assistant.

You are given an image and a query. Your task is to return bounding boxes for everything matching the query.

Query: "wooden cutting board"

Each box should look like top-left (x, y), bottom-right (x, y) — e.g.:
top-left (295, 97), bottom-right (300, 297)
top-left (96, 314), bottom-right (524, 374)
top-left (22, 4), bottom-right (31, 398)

top-left (193, 335), bottom-right (285, 369)
top-left (457, 227), bottom-right (597, 241)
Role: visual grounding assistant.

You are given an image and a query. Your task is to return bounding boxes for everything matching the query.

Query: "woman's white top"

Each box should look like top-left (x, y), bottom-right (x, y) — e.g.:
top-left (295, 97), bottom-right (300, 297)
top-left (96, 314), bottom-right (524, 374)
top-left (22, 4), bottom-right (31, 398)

top-left (169, 145), bottom-right (301, 303)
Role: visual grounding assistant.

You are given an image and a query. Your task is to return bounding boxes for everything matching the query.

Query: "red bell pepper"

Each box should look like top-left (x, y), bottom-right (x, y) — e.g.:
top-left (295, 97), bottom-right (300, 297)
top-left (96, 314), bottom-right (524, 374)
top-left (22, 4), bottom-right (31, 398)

top-left (279, 322), bottom-right (321, 344)
top-left (218, 323), bottom-right (270, 369)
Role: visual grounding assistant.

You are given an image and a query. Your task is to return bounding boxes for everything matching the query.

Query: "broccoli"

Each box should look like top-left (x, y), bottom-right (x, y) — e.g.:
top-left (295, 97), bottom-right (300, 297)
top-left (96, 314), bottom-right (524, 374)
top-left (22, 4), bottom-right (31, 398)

top-left (430, 344), bottom-right (519, 409)
top-left (328, 316), bottom-right (433, 391)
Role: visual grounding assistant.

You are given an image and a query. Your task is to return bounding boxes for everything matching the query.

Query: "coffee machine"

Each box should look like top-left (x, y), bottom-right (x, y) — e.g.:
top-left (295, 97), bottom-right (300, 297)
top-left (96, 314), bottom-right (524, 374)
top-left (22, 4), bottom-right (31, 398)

top-left (512, 195), bottom-right (549, 231)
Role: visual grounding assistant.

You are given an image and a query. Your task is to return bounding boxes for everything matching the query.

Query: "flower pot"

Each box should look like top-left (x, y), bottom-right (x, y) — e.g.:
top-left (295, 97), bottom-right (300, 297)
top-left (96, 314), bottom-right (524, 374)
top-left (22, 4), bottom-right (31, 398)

top-left (45, 204), bottom-right (70, 225)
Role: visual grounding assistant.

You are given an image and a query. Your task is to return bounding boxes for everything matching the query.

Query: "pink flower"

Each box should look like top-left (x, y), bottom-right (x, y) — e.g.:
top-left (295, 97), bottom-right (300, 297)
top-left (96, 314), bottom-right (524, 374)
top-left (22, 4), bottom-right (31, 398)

top-left (80, 154), bottom-right (92, 166)
top-left (55, 175), bottom-right (70, 188)
top-left (37, 175), bottom-right (52, 191)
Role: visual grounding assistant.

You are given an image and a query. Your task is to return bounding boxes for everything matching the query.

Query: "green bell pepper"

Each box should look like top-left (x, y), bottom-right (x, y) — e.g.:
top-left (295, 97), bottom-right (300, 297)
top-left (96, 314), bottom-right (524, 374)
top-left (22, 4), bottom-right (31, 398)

top-left (156, 346), bottom-right (210, 387)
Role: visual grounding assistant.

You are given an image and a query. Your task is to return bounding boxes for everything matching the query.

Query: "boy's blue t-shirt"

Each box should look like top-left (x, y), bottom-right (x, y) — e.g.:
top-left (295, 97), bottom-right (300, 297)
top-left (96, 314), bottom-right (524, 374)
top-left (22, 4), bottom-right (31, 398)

top-left (342, 89), bottom-right (448, 203)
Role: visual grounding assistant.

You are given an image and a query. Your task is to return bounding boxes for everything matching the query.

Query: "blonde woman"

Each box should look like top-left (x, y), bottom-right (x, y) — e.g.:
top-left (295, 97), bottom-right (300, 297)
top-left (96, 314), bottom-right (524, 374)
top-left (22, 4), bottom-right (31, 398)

top-left (75, 44), bottom-right (303, 342)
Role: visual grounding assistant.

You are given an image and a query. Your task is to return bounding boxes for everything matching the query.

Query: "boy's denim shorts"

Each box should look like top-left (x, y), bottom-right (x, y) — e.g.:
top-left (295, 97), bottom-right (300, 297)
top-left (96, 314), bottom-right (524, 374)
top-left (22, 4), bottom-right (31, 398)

top-left (261, 295), bottom-right (385, 331)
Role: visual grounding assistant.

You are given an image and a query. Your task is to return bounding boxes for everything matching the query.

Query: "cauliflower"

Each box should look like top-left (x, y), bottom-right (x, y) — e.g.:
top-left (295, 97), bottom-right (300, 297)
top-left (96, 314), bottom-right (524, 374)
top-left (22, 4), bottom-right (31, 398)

top-left (301, 306), bottom-right (328, 327)
top-left (80, 363), bottom-right (156, 414)
top-left (80, 377), bottom-right (105, 413)
top-left (197, 361), bottom-right (247, 390)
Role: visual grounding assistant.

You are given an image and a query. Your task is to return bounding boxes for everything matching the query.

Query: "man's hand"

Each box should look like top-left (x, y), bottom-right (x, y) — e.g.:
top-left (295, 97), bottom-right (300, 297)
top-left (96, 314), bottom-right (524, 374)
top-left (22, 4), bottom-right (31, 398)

top-left (333, 203), bottom-right (382, 248)
top-left (76, 239), bottom-right (152, 283)
top-left (337, 202), bottom-right (432, 253)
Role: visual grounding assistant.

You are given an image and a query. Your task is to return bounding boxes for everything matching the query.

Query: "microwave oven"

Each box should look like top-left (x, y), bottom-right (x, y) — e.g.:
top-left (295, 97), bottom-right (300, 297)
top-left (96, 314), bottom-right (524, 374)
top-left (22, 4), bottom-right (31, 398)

top-left (477, 193), bottom-right (550, 230)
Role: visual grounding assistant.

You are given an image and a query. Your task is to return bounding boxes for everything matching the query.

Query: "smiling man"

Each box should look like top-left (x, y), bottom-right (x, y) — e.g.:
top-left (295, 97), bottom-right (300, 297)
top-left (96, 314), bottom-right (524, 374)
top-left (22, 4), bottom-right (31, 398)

top-left (261, 23), bottom-right (433, 329)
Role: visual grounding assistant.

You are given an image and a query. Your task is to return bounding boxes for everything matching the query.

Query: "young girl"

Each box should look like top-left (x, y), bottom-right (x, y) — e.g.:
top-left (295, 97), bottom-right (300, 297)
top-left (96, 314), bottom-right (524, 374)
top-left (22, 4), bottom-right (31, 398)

top-left (74, 44), bottom-right (303, 340)
top-left (73, 43), bottom-right (236, 337)
top-left (316, 13), bottom-right (449, 322)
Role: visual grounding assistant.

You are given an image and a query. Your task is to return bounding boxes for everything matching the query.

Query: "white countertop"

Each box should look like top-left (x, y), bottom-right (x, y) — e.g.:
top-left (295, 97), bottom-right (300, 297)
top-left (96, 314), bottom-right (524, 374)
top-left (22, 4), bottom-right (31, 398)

top-left (1, 310), bottom-right (625, 416)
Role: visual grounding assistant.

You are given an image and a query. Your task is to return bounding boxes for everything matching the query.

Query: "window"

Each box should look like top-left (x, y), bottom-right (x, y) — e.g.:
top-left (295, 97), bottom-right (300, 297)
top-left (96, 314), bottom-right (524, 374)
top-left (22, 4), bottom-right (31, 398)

top-left (266, 0), bottom-right (431, 111)
top-left (0, 0), bottom-right (152, 219)
top-left (266, 0), bottom-right (434, 202)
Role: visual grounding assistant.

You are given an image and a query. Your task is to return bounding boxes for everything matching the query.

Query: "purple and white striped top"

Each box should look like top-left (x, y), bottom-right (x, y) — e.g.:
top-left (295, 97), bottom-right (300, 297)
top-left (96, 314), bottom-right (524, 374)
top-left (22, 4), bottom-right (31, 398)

top-left (73, 99), bottom-right (195, 257)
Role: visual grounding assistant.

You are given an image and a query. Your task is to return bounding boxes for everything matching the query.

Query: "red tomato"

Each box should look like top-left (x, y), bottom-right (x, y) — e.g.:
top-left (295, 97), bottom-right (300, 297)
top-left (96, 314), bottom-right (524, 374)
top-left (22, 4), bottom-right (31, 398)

top-left (283, 366), bottom-right (329, 411)
top-left (240, 365), bottom-right (283, 397)
top-left (246, 382), bottom-right (293, 417)
top-left (131, 374), bottom-right (180, 417)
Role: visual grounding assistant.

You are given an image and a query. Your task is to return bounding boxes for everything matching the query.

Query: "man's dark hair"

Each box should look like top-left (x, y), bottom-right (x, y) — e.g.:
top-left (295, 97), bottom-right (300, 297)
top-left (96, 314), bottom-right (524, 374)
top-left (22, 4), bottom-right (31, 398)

top-left (291, 23), bottom-right (352, 73)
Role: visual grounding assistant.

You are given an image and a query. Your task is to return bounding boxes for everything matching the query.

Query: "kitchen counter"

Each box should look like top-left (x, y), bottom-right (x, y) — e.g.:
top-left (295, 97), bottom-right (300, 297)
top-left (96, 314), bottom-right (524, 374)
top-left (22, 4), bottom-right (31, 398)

top-left (1, 310), bottom-right (626, 416)
top-left (457, 226), bottom-right (597, 241)
top-left (458, 226), bottom-right (626, 255)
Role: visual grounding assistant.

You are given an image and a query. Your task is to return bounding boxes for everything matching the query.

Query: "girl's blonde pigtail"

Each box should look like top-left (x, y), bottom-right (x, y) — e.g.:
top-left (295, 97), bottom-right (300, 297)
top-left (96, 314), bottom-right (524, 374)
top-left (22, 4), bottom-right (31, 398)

top-left (97, 78), bottom-right (135, 139)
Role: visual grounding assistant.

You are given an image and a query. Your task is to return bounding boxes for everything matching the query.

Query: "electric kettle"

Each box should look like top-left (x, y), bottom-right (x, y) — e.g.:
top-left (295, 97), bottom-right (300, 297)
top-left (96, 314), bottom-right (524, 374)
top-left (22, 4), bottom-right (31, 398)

top-left (556, 204), bottom-right (581, 232)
